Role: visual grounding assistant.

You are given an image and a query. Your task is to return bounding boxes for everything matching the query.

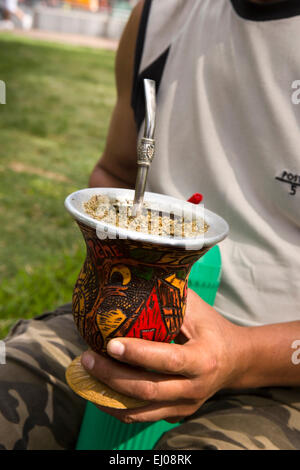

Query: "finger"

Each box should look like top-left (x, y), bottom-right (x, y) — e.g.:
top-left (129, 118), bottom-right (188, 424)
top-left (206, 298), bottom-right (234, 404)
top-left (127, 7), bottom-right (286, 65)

top-left (81, 350), bottom-right (196, 402)
top-left (164, 416), bottom-right (185, 424)
top-left (106, 337), bottom-right (199, 377)
top-left (95, 400), bottom-right (200, 423)
top-left (123, 399), bottom-right (201, 422)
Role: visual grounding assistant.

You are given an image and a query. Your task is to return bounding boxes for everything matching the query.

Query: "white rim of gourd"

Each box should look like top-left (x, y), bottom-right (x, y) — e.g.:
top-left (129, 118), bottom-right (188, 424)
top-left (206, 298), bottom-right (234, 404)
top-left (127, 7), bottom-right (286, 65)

top-left (65, 188), bottom-right (229, 250)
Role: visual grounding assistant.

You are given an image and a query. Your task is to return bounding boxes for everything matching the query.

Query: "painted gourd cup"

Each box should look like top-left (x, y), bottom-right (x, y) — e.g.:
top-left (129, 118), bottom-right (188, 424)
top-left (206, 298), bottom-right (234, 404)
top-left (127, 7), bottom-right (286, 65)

top-left (65, 188), bottom-right (229, 356)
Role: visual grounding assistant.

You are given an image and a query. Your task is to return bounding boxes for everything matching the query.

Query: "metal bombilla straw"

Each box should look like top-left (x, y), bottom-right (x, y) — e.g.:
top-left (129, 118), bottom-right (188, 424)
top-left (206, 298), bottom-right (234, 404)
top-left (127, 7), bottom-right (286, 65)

top-left (131, 79), bottom-right (156, 217)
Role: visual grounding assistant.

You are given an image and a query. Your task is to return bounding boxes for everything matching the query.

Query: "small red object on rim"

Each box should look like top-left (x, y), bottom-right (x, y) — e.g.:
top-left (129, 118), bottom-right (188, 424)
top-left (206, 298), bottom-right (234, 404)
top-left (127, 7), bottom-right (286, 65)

top-left (187, 193), bottom-right (203, 204)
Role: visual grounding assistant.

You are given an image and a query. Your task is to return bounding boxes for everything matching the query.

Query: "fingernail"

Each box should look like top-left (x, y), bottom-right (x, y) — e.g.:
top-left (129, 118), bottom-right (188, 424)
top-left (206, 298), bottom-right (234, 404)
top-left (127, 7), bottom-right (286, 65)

top-left (81, 352), bottom-right (95, 370)
top-left (107, 340), bottom-right (125, 357)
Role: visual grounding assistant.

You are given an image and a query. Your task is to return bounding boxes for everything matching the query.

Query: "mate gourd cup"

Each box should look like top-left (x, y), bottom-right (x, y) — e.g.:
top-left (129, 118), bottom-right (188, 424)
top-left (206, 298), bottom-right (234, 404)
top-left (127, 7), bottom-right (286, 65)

top-left (65, 188), bottom-right (229, 409)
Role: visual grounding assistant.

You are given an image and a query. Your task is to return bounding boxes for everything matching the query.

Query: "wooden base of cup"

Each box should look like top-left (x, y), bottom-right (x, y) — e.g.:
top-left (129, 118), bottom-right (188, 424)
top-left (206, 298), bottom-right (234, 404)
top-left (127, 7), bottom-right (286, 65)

top-left (65, 355), bottom-right (149, 409)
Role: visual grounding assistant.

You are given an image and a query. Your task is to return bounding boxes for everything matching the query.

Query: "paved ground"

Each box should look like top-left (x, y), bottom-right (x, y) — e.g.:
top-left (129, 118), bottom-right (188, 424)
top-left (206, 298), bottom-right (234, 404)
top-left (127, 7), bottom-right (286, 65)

top-left (0, 28), bottom-right (119, 50)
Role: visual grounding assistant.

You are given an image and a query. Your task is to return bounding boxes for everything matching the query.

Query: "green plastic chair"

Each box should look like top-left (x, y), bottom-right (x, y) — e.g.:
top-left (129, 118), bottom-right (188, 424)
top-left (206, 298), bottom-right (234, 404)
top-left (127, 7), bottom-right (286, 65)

top-left (76, 245), bottom-right (222, 450)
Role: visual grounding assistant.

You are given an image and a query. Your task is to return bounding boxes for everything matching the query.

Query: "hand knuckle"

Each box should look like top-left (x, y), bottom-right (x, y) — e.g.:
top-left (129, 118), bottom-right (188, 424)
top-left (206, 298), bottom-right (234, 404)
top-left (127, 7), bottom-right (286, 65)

top-left (166, 350), bottom-right (185, 373)
top-left (203, 354), bottom-right (218, 375)
top-left (142, 381), bottom-right (158, 401)
top-left (186, 381), bottom-right (200, 400)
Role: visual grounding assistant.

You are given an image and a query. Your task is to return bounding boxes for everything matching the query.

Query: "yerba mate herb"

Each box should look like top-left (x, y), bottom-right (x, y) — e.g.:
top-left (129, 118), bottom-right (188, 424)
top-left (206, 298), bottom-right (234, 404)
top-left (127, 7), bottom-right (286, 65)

top-left (84, 195), bottom-right (208, 238)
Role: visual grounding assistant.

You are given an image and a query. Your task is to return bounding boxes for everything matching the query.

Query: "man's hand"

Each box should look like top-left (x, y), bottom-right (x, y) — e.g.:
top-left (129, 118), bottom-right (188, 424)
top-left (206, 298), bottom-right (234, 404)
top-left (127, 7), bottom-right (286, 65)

top-left (81, 288), bottom-right (251, 423)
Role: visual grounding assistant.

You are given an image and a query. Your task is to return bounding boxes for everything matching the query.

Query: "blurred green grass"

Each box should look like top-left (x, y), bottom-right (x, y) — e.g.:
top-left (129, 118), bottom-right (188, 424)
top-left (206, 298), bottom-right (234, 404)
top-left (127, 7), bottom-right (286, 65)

top-left (0, 33), bottom-right (116, 337)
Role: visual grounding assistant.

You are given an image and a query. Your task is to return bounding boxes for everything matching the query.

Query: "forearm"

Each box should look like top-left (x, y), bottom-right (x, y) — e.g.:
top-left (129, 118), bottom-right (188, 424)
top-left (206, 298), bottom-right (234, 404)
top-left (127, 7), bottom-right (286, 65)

top-left (233, 321), bottom-right (300, 389)
top-left (89, 160), bottom-right (135, 189)
top-left (88, 2), bottom-right (142, 192)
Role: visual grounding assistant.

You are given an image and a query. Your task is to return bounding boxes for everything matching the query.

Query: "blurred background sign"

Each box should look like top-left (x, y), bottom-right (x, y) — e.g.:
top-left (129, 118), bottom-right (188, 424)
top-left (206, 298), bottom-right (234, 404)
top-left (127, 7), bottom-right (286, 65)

top-left (0, 0), bottom-right (138, 39)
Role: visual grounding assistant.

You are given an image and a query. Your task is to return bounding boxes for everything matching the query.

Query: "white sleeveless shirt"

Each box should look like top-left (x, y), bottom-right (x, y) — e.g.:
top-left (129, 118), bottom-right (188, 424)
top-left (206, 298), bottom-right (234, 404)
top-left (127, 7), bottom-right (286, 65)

top-left (132, 0), bottom-right (300, 326)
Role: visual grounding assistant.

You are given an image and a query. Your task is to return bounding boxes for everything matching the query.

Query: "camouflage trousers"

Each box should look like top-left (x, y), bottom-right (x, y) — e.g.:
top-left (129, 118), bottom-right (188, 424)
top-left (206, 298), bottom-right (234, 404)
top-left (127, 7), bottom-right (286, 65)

top-left (0, 304), bottom-right (300, 450)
